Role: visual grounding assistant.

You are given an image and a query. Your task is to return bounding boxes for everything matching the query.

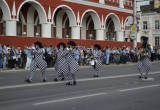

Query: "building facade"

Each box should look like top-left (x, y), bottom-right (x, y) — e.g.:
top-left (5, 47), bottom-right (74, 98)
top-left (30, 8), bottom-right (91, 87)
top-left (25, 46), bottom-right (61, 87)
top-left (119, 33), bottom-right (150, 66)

top-left (0, 0), bottom-right (139, 47)
top-left (139, 13), bottom-right (160, 47)
top-left (140, 0), bottom-right (160, 47)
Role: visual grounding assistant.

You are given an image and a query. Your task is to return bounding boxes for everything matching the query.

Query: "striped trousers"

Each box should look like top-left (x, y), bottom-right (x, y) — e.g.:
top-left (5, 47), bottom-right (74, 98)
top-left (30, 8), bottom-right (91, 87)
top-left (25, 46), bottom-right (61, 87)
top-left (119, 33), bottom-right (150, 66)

top-left (137, 58), bottom-right (151, 77)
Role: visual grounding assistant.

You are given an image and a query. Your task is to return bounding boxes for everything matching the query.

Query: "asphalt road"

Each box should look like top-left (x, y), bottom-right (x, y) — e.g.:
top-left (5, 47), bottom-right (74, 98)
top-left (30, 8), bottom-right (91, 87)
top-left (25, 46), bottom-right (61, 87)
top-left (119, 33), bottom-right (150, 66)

top-left (0, 62), bottom-right (160, 110)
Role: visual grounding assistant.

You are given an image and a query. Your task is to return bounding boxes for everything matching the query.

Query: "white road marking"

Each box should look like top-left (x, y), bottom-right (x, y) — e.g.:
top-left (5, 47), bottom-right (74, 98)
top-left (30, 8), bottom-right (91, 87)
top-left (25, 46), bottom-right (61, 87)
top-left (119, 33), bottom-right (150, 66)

top-left (142, 78), bottom-right (155, 81)
top-left (118, 84), bottom-right (160, 92)
top-left (133, 82), bottom-right (138, 84)
top-left (0, 71), bottom-right (159, 90)
top-left (33, 93), bottom-right (106, 105)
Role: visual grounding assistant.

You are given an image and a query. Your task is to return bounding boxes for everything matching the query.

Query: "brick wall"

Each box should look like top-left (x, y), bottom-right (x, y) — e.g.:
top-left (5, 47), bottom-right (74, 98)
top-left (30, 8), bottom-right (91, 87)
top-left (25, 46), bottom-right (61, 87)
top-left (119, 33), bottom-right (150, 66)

top-left (0, 36), bottom-right (142, 48)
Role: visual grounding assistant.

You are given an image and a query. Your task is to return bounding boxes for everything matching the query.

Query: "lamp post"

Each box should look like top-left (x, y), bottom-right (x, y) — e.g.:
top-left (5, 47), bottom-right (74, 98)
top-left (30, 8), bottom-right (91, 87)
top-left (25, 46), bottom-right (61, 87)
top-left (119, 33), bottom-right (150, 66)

top-left (133, 0), bottom-right (137, 48)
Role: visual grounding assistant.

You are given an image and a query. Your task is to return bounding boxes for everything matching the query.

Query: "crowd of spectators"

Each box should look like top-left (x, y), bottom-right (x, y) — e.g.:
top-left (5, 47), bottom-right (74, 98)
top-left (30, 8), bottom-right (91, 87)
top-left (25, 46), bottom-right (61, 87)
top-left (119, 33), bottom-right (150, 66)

top-left (0, 42), bottom-right (160, 71)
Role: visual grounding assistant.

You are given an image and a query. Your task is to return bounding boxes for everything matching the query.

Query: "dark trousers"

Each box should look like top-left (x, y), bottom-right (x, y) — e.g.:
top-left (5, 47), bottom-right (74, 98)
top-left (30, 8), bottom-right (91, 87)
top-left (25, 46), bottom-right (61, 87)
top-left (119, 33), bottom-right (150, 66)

top-left (9, 59), bottom-right (16, 68)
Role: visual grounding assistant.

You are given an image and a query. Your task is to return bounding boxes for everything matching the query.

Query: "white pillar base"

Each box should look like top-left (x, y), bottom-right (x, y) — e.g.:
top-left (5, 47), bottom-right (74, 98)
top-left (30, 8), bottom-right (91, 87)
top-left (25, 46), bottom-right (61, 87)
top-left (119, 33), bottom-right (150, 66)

top-left (6, 20), bottom-right (17, 36)
top-left (41, 23), bottom-right (52, 38)
top-left (71, 26), bottom-right (80, 39)
top-left (117, 31), bottom-right (124, 41)
top-left (96, 29), bottom-right (105, 40)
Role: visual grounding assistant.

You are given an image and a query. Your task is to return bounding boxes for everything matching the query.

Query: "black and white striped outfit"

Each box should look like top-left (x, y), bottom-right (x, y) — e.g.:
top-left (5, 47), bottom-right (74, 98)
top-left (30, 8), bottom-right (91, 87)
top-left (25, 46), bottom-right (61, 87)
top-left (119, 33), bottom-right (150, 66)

top-left (61, 50), bottom-right (79, 84)
top-left (137, 51), bottom-right (151, 78)
top-left (28, 48), bottom-right (47, 81)
top-left (92, 50), bottom-right (102, 76)
top-left (54, 49), bottom-right (66, 80)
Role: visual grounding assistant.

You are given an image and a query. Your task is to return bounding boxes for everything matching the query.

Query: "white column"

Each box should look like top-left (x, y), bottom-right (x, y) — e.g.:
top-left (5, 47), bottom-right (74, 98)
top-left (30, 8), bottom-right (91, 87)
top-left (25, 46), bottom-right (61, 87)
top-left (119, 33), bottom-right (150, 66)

top-left (96, 29), bottom-right (105, 40)
top-left (149, 17), bottom-right (153, 45)
top-left (81, 27), bottom-right (86, 40)
top-left (71, 26), bottom-right (80, 39)
top-left (119, 0), bottom-right (124, 8)
top-left (41, 23), bottom-right (52, 38)
top-left (116, 30), bottom-right (124, 41)
top-left (6, 20), bottom-right (17, 36)
top-left (137, 32), bottom-right (141, 42)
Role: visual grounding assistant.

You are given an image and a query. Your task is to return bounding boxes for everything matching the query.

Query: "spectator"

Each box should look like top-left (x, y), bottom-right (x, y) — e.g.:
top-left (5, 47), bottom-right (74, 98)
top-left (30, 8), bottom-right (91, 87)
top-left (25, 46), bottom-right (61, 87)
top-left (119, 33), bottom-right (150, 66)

top-left (46, 45), bottom-right (53, 67)
top-left (104, 47), bottom-right (110, 65)
top-left (15, 46), bottom-right (22, 68)
top-left (73, 46), bottom-right (80, 63)
top-left (25, 46), bottom-right (33, 70)
top-left (9, 46), bottom-right (16, 69)
top-left (2, 45), bottom-right (8, 69)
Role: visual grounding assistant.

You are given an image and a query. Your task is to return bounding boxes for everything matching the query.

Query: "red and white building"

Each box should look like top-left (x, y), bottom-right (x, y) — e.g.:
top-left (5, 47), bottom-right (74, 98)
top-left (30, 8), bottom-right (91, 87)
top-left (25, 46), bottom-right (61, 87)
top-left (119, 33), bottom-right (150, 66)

top-left (0, 0), bottom-right (141, 47)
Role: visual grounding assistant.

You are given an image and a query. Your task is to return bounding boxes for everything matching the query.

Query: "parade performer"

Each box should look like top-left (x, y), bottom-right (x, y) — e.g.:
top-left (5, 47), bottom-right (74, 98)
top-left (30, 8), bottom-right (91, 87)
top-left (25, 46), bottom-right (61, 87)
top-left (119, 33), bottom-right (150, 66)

top-left (25, 41), bottom-right (47, 83)
top-left (90, 44), bottom-right (102, 77)
top-left (61, 41), bottom-right (79, 85)
top-left (54, 42), bottom-right (66, 82)
top-left (137, 41), bottom-right (152, 79)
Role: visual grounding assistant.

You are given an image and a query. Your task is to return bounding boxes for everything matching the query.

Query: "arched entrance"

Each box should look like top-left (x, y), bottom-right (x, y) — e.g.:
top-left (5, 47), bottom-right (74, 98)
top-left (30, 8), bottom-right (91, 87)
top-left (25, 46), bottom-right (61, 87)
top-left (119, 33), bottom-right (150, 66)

top-left (81, 10), bottom-right (101, 40)
top-left (17, 1), bottom-right (47, 37)
top-left (105, 13), bottom-right (121, 41)
top-left (105, 18), bottom-right (116, 41)
top-left (52, 5), bottom-right (76, 38)
top-left (0, 0), bottom-right (11, 35)
top-left (124, 16), bottom-right (133, 42)
top-left (0, 8), bottom-right (4, 35)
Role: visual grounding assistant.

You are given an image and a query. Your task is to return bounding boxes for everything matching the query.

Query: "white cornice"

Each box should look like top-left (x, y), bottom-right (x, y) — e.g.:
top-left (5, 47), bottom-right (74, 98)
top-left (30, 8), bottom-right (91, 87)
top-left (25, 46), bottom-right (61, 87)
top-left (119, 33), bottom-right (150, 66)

top-left (62, 0), bottom-right (133, 14)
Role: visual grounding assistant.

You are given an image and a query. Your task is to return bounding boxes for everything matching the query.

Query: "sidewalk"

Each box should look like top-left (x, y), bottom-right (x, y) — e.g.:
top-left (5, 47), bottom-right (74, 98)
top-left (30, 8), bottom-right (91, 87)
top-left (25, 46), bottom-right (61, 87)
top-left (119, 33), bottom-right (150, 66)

top-left (0, 61), bottom-right (159, 73)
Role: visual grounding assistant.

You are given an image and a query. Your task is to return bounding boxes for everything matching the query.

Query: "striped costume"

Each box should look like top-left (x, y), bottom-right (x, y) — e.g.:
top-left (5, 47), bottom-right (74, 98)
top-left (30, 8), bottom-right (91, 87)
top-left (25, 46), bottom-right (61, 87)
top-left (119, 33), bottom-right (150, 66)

top-left (92, 50), bottom-right (102, 77)
top-left (54, 49), bottom-right (66, 81)
top-left (61, 50), bottom-right (79, 85)
top-left (137, 44), bottom-right (152, 79)
top-left (26, 48), bottom-right (47, 82)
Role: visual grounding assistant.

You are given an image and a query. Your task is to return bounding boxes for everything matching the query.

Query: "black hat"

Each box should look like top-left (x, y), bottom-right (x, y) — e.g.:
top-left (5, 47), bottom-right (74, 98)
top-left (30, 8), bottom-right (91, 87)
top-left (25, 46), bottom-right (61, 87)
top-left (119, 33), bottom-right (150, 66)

top-left (94, 44), bottom-right (101, 50)
top-left (34, 41), bottom-right (43, 48)
top-left (57, 42), bottom-right (66, 49)
top-left (67, 41), bottom-right (77, 47)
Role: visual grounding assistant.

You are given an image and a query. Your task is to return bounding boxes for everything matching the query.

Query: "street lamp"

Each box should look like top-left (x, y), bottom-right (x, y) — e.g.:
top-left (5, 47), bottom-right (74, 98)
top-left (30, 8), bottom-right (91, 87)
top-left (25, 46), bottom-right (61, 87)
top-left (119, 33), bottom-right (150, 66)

top-left (89, 34), bottom-right (92, 40)
top-left (23, 32), bottom-right (26, 36)
top-left (66, 35), bottom-right (69, 39)
top-left (35, 32), bottom-right (39, 37)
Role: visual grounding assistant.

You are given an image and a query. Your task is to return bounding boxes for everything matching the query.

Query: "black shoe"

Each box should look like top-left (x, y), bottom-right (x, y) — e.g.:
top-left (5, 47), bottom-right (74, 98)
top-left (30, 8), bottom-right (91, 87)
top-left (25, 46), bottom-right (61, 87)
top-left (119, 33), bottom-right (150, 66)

top-left (138, 76), bottom-right (143, 79)
top-left (43, 79), bottom-right (47, 82)
top-left (25, 79), bottom-right (32, 83)
top-left (144, 77), bottom-right (148, 79)
top-left (54, 78), bottom-right (58, 82)
top-left (61, 78), bottom-right (65, 81)
top-left (97, 75), bottom-right (100, 77)
top-left (73, 81), bottom-right (76, 85)
top-left (66, 82), bottom-right (72, 85)
top-left (94, 75), bottom-right (97, 78)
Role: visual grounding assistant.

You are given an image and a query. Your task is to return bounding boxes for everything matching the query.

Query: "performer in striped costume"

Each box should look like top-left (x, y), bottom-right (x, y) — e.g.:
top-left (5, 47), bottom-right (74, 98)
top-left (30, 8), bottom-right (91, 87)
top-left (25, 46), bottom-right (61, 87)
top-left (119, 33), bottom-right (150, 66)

top-left (54, 42), bottom-right (66, 81)
top-left (90, 44), bottom-right (102, 77)
top-left (137, 41), bottom-right (152, 79)
top-left (25, 41), bottom-right (47, 83)
top-left (61, 41), bottom-right (79, 85)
